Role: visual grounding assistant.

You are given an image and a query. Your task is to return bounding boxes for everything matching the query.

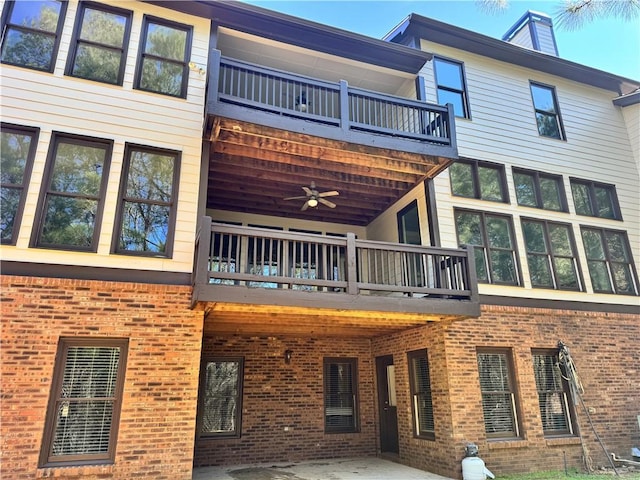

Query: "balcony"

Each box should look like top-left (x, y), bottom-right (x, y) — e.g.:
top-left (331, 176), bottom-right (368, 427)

top-left (192, 219), bottom-right (479, 336)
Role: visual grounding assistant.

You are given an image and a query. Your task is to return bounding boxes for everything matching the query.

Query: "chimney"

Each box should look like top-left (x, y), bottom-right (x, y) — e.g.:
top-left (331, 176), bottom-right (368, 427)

top-left (502, 11), bottom-right (559, 56)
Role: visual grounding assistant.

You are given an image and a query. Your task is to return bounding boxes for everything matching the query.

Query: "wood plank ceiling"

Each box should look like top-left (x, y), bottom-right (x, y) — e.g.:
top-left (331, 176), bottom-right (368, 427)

top-left (208, 117), bottom-right (452, 226)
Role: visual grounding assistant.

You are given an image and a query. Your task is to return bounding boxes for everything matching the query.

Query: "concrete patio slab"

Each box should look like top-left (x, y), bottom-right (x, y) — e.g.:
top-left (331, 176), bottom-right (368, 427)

top-left (192, 457), bottom-right (456, 480)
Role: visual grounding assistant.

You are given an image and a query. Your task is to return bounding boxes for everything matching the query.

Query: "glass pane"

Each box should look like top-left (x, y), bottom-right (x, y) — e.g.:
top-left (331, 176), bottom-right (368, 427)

top-left (325, 362), bottom-right (355, 430)
top-left (50, 143), bottom-right (106, 196)
top-left (52, 400), bottom-right (113, 456)
top-left (202, 361), bottom-right (239, 434)
top-left (571, 182), bottom-right (592, 215)
top-left (604, 231), bottom-right (629, 262)
top-left (474, 246), bottom-right (488, 282)
top-left (118, 202), bottom-right (169, 253)
top-left (79, 7), bottom-right (126, 47)
top-left (587, 260), bottom-right (613, 292)
top-left (1, 131), bottom-right (32, 184)
top-left (435, 59), bottom-right (462, 89)
top-left (528, 254), bottom-right (553, 287)
top-left (548, 224), bottom-right (572, 256)
top-left (554, 258), bottom-right (579, 289)
top-left (1, 188), bottom-right (22, 242)
top-left (1, 29), bottom-right (54, 70)
top-left (449, 162), bottom-right (474, 197)
top-left (485, 217), bottom-right (512, 249)
top-left (514, 172), bottom-right (536, 207)
top-left (72, 44), bottom-right (121, 83)
top-left (594, 186), bottom-right (615, 219)
top-left (144, 23), bottom-right (187, 61)
top-left (581, 229), bottom-right (605, 260)
top-left (437, 89), bottom-right (464, 117)
top-left (455, 212), bottom-right (483, 246)
top-left (41, 195), bottom-right (97, 247)
top-left (140, 58), bottom-right (184, 96)
top-left (126, 151), bottom-right (175, 201)
top-left (522, 221), bottom-right (547, 254)
top-left (531, 84), bottom-right (556, 113)
top-left (536, 112), bottom-right (561, 139)
top-left (62, 347), bottom-right (120, 398)
top-left (478, 166), bottom-right (504, 201)
top-left (540, 177), bottom-right (562, 211)
top-left (9, 1), bottom-right (61, 33)
top-left (490, 250), bottom-right (517, 284)
top-left (611, 263), bottom-right (634, 294)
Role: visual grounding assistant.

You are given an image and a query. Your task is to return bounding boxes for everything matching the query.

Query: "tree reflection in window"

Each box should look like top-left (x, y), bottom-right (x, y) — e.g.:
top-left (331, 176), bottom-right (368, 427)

top-left (200, 359), bottom-right (243, 436)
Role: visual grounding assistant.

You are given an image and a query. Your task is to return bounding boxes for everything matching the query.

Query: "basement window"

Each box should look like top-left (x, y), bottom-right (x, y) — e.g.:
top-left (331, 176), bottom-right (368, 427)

top-left (324, 358), bottom-right (359, 433)
top-left (408, 349), bottom-right (435, 439)
top-left (199, 358), bottom-right (244, 438)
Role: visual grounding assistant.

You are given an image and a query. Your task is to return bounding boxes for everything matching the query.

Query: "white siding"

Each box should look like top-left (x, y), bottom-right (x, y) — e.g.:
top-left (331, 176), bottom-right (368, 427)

top-left (534, 23), bottom-right (557, 56)
top-left (0, 0), bottom-right (210, 273)
top-left (619, 103), bottom-right (640, 171)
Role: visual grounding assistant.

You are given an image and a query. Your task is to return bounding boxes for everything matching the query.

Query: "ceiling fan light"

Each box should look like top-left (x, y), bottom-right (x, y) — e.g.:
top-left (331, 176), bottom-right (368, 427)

top-left (307, 198), bottom-right (318, 208)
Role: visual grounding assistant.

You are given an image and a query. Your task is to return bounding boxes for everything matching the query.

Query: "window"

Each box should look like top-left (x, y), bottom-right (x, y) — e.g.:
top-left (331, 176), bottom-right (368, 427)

top-left (397, 201), bottom-right (424, 287)
top-left (135, 16), bottom-right (192, 97)
top-left (521, 219), bottom-right (582, 290)
top-left (513, 168), bottom-right (566, 211)
top-left (530, 82), bottom-right (565, 140)
top-left (449, 159), bottom-right (507, 202)
top-left (433, 57), bottom-right (470, 118)
top-left (199, 358), bottom-right (244, 438)
top-left (32, 133), bottom-right (112, 251)
top-left (581, 227), bottom-right (638, 295)
top-left (39, 338), bottom-right (128, 467)
top-left (532, 350), bottom-right (576, 436)
top-left (477, 349), bottom-right (521, 439)
top-left (66, 2), bottom-right (132, 85)
top-left (408, 349), bottom-right (435, 439)
top-left (113, 144), bottom-right (180, 257)
top-left (1, 123), bottom-right (39, 244)
top-left (324, 358), bottom-right (358, 433)
top-left (570, 179), bottom-right (621, 220)
top-left (1, 0), bottom-right (67, 72)
top-left (455, 209), bottom-right (520, 285)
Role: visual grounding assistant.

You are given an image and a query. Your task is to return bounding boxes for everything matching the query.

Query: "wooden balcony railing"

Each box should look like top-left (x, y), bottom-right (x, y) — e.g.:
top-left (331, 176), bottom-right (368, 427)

top-left (206, 51), bottom-right (456, 151)
top-left (192, 219), bottom-right (479, 313)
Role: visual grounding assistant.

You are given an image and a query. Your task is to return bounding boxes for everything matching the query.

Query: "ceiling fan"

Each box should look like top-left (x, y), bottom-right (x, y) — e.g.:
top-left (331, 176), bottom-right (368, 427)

top-left (284, 181), bottom-right (339, 211)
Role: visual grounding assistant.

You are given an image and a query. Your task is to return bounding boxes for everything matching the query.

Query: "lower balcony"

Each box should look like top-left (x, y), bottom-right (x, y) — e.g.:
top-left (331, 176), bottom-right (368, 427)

top-left (192, 219), bottom-right (480, 337)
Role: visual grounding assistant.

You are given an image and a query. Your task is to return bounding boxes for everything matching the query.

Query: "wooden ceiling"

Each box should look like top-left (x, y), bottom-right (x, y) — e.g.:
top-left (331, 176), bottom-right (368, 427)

top-left (208, 118), bottom-right (452, 226)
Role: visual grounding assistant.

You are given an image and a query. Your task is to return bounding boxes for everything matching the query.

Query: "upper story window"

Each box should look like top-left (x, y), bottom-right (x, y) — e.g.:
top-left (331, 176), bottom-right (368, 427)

top-left (449, 159), bottom-right (508, 202)
top-left (530, 82), bottom-right (565, 140)
top-left (66, 1), bottom-right (132, 85)
top-left (570, 178), bottom-right (621, 220)
top-left (0, 0), bottom-right (67, 72)
top-left (408, 349), bottom-right (435, 439)
top-left (1, 123), bottom-right (39, 245)
top-left (454, 209), bottom-right (521, 285)
top-left (198, 358), bottom-right (244, 438)
top-left (32, 133), bottom-right (112, 251)
top-left (433, 57), bottom-right (470, 118)
top-left (324, 357), bottom-right (359, 433)
top-left (513, 168), bottom-right (567, 212)
top-left (135, 16), bottom-right (192, 98)
top-left (113, 144), bottom-right (180, 257)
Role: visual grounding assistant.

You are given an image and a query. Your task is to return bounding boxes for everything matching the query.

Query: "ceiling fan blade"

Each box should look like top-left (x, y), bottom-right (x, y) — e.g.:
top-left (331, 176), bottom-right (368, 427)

top-left (302, 186), bottom-right (313, 196)
top-left (300, 201), bottom-right (309, 211)
top-left (284, 195), bottom-right (308, 201)
top-left (318, 198), bottom-right (336, 208)
top-left (318, 190), bottom-right (339, 197)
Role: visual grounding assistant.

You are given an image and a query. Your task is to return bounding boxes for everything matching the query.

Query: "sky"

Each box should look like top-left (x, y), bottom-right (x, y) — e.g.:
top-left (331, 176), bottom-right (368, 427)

top-left (243, 0), bottom-right (640, 81)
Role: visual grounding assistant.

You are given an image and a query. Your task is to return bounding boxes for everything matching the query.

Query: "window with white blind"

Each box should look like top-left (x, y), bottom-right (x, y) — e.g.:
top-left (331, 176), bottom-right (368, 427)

top-left (199, 358), bottom-right (244, 438)
top-left (39, 338), bottom-right (128, 467)
top-left (532, 351), bottom-right (576, 436)
top-left (476, 349), bottom-right (521, 439)
top-left (408, 349), bottom-right (435, 439)
top-left (324, 358), bottom-right (358, 433)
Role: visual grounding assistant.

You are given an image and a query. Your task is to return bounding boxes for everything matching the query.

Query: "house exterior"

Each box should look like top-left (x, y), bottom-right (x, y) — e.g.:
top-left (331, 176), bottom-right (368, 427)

top-left (0, 2), bottom-right (637, 480)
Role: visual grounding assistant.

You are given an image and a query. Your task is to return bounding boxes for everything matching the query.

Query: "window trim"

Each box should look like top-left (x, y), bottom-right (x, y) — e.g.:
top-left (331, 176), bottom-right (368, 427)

top-left (529, 81), bottom-right (566, 140)
top-left (134, 15), bottom-right (192, 98)
top-left (31, 132), bottom-right (113, 252)
top-left (1, 122), bottom-right (39, 245)
top-left (0, 0), bottom-right (68, 73)
top-left (197, 357), bottom-right (244, 439)
top-left (65, 1), bottom-right (133, 85)
top-left (39, 337), bottom-right (128, 467)
top-left (433, 56), bottom-right (471, 119)
top-left (407, 349), bottom-right (435, 440)
top-left (521, 217), bottom-right (584, 291)
top-left (512, 167), bottom-right (567, 212)
top-left (449, 158), bottom-right (509, 203)
top-left (323, 357), bottom-right (359, 434)
top-left (570, 178), bottom-right (622, 220)
top-left (112, 143), bottom-right (181, 258)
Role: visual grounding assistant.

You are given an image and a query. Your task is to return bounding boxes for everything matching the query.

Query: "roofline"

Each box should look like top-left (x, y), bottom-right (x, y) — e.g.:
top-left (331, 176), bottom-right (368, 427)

top-left (386, 13), bottom-right (640, 95)
top-left (613, 90), bottom-right (640, 107)
top-left (143, 0), bottom-right (432, 74)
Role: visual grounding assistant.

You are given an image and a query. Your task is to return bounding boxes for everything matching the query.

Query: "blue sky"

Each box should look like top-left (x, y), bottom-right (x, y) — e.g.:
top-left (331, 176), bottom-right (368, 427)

top-left (244, 0), bottom-right (640, 81)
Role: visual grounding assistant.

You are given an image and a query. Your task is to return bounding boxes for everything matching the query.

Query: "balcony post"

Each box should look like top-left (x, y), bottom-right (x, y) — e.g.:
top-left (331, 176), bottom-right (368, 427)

top-left (205, 49), bottom-right (222, 137)
top-left (346, 232), bottom-right (358, 295)
top-left (194, 216), bottom-right (213, 286)
top-left (446, 102), bottom-right (457, 149)
top-left (463, 244), bottom-right (479, 303)
top-left (339, 80), bottom-right (350, 133)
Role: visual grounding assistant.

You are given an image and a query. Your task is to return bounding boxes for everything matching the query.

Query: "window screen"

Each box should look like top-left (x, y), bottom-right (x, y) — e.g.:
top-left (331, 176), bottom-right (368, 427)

top-left (200, 358), bottom-right (243, 437)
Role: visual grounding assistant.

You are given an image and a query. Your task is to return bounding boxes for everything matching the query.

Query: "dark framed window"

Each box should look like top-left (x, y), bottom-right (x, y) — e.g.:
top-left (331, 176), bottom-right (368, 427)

top-left (113, 144), bottom-right (180, 257)
top-left (530, 82), bottom-right (565, 140)
top-left (477, 349), bottom-right (521, 439)
top-left (32, 133), bottom-right (112, 251)
top-left (39, 338), bottom-right (128, 467)
top-left (521, 218), bottom-right (582, 291)
top-left (1, 123), bottom-right (39, 244)
top-left (1, 0), bottom-right (67, 72)
top-left (65, 1), bottom-right (132, 85)
top-left (134, 15), bottom-right (192, 98)
top-left (449, 159), bottom-right (508, 202)
top-left (580, 227), bottom-right (638, 295)
top-left (408, 349), bottom-right (435, 439)
top-left (454, 209), bottom-right (520, 285)
top-left (513, 168), bottom-right (567, 211)
top-left (397, 201), bottom-right (424, 288)
top-left (532, 350), bottom-right (577, 437)
top-left (324, 358), bottom-right (358, 433)
top-left (198, 358), bottom-right (244, 438)
top-left (570, 178), bottom-right (621, 220)
top-left (433, 57), bottom-right (470, 118)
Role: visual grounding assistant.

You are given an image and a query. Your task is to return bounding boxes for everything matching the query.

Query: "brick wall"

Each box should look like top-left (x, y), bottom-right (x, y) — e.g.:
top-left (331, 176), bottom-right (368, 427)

top-left (0, 275), bottom-right (204, 480)
top-left (194, 335), bottom-right (377, 466)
